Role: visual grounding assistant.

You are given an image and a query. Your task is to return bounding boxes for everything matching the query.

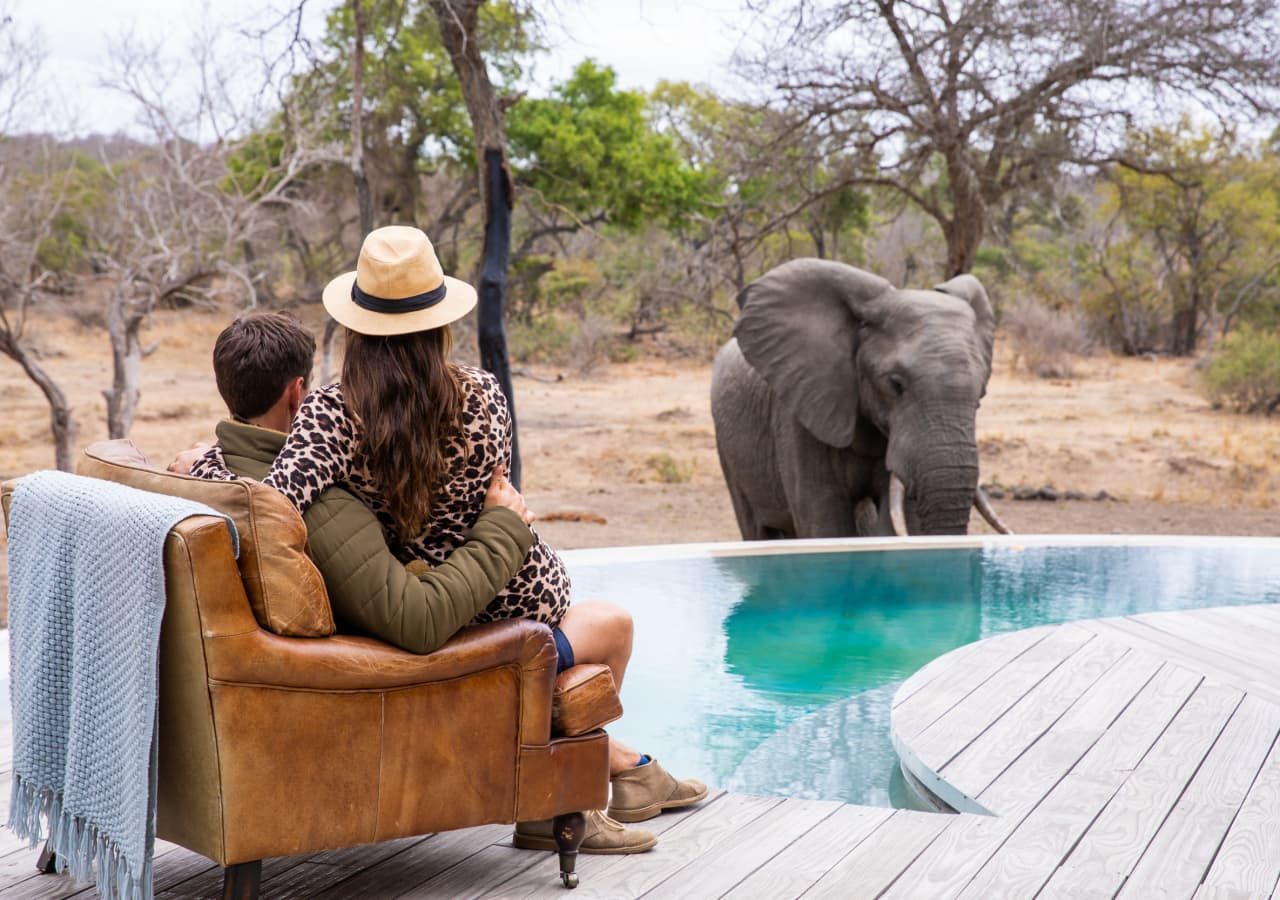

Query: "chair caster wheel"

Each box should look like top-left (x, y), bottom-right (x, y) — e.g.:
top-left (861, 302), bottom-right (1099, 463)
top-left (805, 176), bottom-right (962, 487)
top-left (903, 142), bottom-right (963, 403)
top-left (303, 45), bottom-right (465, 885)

top-left (562, 872), bottom-right (579, 889)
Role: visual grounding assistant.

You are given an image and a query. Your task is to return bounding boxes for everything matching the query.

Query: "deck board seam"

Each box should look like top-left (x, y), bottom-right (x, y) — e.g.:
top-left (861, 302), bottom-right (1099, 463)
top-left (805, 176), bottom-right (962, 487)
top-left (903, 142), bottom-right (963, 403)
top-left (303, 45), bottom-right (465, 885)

top-left (931, 632), bottom-right (1100, 774)
top-left (909, 628), bottom-right (1057, 737)
top-left (1110, 687), bottom-right (1247, 898)
top-left (1190, 701), bottom-right (1280, 897)
top-left (940, 642), bottom-right (1134, 795)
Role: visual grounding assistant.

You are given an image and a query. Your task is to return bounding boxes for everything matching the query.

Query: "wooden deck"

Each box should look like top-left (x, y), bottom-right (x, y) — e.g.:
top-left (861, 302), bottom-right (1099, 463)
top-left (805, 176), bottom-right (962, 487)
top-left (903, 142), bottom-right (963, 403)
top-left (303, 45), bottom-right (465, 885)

top-left (1, 603), bottom-right (1279, 897)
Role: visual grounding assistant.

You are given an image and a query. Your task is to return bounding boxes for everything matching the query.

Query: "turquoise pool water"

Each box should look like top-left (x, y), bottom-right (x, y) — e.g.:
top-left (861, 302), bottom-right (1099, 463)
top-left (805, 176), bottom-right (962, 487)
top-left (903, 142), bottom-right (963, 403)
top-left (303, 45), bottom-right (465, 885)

top-left (566, 541), bottom-right (1280, 808)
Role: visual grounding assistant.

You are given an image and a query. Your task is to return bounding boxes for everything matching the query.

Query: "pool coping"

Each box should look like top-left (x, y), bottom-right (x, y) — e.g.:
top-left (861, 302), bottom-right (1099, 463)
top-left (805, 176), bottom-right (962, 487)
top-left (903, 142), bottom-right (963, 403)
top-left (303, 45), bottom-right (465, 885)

top-left (560, 532), bottom-right (1280, 566)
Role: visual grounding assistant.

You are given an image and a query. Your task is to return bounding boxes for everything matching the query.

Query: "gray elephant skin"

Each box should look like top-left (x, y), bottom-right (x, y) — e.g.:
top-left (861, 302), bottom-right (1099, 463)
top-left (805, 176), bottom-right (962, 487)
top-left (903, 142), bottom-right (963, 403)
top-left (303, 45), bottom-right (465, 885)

top-left (711, 258), bottom-right (1002, 538)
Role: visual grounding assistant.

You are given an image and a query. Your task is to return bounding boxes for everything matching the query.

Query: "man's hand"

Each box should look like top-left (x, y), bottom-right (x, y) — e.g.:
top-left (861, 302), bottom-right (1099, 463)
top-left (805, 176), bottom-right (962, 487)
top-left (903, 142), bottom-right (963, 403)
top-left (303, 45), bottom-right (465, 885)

top-left (484, 464), bottom-right (534, 526)
top-left (167, 441), bottom-right (213, 476)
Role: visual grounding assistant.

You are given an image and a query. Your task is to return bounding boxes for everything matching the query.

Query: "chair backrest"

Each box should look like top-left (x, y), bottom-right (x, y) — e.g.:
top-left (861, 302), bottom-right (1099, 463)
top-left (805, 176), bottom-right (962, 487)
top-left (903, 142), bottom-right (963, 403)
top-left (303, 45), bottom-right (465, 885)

top-left (77, 441), bottom-right (335, 638)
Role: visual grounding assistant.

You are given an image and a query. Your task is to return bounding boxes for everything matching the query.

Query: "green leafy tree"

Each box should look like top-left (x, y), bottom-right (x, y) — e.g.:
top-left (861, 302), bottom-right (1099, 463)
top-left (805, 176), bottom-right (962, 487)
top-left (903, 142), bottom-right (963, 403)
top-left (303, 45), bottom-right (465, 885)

top-left (508, 61), bottom-right (712, 242)
top-left (1093, 124), bottom-right (1280, 355)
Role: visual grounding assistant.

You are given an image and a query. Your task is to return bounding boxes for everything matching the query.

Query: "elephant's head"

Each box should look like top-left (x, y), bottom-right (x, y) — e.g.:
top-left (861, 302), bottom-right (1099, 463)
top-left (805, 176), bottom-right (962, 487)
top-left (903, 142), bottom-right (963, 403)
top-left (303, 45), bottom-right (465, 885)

top-left (735, 259), bottom-right (1006, 535)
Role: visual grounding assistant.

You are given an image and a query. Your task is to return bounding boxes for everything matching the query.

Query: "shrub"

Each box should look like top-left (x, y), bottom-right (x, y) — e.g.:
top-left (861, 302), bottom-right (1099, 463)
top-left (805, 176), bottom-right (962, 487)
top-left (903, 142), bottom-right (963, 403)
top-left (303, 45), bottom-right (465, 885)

top-left (1203, 326), bottom-right (1280, 414)
top-left (645, 453), bottom-right (694, 484)
top-left (1001, 297), bottom-right (1093, 378)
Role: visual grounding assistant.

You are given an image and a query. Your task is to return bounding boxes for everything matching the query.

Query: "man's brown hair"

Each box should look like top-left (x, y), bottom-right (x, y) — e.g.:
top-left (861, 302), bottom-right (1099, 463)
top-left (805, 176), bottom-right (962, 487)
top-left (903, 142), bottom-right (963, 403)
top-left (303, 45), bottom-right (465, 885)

top-left (213, 311), bottom-right (316, 420)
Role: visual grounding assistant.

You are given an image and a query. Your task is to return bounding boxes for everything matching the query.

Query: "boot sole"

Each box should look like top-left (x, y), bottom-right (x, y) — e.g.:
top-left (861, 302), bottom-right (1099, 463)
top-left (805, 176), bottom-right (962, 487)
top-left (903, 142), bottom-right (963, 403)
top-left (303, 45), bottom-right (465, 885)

top-left (607, 784), bottom-right (710, 823)
top-left (511, 833), bottom-right (657, 855)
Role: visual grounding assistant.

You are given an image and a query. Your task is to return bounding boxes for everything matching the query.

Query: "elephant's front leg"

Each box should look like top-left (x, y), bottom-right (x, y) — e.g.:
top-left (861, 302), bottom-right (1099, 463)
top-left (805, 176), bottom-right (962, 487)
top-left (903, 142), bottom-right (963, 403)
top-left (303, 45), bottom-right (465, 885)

top-left (777, 420), bottom-right (873, 538)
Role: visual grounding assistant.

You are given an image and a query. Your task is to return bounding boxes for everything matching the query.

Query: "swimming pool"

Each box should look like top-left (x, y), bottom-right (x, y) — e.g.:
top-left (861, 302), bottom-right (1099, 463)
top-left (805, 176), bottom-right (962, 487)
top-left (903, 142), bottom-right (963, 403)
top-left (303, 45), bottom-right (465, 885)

top-left (564, 536), bottom-right (1280, 809)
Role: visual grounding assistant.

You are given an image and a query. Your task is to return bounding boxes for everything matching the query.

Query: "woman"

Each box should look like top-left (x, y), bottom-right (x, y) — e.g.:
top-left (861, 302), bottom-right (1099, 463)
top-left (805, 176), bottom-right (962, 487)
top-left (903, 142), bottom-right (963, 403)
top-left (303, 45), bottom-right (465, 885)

top-left (193, 226), bottom-right (705, 851)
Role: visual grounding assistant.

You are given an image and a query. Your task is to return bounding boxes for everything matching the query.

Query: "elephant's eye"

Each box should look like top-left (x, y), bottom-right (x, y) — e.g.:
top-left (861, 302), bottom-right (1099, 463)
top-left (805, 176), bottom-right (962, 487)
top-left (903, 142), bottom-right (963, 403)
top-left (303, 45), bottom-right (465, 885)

top-left (886, 373), bottom-right (906, 397)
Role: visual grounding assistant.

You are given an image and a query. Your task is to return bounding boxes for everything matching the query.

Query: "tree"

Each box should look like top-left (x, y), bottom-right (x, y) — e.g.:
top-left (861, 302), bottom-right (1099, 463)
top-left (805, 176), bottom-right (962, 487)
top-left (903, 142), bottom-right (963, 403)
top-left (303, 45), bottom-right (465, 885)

top-left (508, 61), bottom-right (711, 249)
top-left (1103, 125), bottom-right (1280, 355)
top-left (0, 142), bottom-right (84, 471)
top-left (92, 31), bottom-right (325, 438)
top-left (0, 10), bottom-right (79, 470)
top-left (429, 0), bottom-right (525, 486)
top-left (743, 0), bottom-right (1280, 277)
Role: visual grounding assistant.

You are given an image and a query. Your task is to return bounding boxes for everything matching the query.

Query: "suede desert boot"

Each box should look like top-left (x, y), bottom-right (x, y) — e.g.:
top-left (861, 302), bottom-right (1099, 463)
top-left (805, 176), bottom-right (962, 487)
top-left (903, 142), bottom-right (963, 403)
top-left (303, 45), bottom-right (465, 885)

top-left (607, 758), bottom-right (709, 823)
top-left (512, 810), bottom-right (657, 855)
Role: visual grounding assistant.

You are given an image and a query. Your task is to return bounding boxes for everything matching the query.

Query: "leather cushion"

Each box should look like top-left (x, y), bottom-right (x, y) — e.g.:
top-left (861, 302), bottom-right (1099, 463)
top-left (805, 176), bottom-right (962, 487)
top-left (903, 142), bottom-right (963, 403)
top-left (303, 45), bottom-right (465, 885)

top-left (552, 663), bottom-right (623, 736)
top-left (77, 440), bottom-right (335, 637)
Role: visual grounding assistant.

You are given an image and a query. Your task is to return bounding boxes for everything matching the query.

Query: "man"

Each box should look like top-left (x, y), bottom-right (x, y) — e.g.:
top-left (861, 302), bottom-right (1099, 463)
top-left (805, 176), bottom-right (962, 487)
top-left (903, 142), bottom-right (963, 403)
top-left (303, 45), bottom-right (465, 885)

top-left (184, 311), bottom-right (705, 853)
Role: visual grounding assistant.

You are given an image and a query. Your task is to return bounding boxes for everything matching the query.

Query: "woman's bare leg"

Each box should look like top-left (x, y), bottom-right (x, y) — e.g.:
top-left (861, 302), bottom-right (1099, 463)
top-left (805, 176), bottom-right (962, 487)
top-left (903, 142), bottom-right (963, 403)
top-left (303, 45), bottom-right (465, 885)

top-left (557, 601), bottom-right (643, 774)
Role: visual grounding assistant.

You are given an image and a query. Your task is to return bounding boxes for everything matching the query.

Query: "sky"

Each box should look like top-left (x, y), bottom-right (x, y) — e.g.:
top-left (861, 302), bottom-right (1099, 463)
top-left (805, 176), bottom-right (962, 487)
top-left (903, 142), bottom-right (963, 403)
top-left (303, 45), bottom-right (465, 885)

top-left (14, 0), bottom-right (750, 136)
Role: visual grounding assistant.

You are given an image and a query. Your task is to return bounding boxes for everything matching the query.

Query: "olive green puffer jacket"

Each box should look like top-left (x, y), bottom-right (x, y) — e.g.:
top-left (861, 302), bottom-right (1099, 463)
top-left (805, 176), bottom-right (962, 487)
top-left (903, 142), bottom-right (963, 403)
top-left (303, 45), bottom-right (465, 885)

top-left (216, 419), bottom-right (534, 654)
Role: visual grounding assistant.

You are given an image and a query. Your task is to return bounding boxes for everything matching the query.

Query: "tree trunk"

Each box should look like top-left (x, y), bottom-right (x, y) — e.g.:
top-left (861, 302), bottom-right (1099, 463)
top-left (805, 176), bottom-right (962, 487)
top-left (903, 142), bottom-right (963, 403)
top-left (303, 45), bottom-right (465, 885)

top-left (0, 331), bottom-right (77, 471)
top-left (477, 148), bottom-right (520, 487)
top-left (350, 0), bottom-right (373, 237)
top-left (942, 157), bottom-right (987, 277)
top-left (323, 0), bottom-right (375, 386)
top-left (104, 286), bottom-right (143, 440)
top-left (431, 0), bottom-right (521, 488)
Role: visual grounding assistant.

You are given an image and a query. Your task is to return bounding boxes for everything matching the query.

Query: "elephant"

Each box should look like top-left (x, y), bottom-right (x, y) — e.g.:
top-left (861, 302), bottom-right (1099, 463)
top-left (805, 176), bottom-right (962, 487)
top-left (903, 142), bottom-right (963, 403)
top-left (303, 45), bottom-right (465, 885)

top-left (710, 258), bottom-right (1011, 538)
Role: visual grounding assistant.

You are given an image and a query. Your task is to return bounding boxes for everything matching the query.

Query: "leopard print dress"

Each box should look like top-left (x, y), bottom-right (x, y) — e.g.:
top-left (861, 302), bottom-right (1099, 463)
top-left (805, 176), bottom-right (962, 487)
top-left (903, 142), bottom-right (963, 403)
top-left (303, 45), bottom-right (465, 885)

top-left (191, 364), bottom-right (571, 627)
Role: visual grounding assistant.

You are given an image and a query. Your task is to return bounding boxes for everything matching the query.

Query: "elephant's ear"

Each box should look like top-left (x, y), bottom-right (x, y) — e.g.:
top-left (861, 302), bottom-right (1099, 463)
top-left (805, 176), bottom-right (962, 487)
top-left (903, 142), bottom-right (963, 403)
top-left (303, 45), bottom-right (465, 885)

top-left (935, 274), bottom-right (995, 376)
top-left (736, 259), bottom-right (893, 447)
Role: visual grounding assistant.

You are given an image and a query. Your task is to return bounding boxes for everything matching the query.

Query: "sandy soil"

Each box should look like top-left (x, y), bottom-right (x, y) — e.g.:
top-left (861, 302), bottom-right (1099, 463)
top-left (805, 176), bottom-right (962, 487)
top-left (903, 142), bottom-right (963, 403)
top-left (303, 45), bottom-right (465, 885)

top-left (2, 303), bottom-right (1279, 618)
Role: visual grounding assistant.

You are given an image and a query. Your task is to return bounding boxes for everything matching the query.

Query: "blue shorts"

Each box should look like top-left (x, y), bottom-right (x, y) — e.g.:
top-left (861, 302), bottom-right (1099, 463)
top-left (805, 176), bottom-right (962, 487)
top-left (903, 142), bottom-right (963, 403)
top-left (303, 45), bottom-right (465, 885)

top-left (551, 627), bottom-right (575, 674)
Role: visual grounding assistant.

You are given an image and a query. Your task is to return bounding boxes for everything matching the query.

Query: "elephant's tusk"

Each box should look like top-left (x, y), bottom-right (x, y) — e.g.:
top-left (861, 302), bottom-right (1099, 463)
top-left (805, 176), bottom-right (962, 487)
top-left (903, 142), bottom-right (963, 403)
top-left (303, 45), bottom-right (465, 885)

top-left (974, 487), bottom-right (1014, 534)
top-left (889, 474), bottom-right (909, 537)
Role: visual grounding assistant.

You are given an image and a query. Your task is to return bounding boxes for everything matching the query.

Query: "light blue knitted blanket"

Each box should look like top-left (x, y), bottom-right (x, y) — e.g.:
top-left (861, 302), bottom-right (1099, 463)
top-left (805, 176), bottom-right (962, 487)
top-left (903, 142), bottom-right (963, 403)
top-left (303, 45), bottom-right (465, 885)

top-left (5, 470), bottom-right (237, 900)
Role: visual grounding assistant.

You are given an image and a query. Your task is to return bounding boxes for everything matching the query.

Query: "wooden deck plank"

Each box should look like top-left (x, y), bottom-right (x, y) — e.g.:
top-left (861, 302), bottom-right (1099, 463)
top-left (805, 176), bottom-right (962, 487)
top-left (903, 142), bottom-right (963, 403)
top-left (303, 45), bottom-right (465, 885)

top-left (955, 771), bottom-right (1124, 899)
top-left (1196, 605), bottom-right (1280, 642)
top-left (892, 626), bottom-right (1053, 738)
top-left (883, 664), bottom-right (1143, 900)
top-left (908, 626), bottom-right (1096, 772)
top-left (478, 790), bottom-right (731, 899)
top-left (720, 804), bottom-right (895, 899)
top-left (949, 664), bottom-right (1208, 897)
top-left (494, 793), bottom-right (781, 900)
top-left (804, 810), bottom-right (952, 900)
top-left (1070, 664), bottom-right (1205, 778)
top-left (1202, 718), bottom-right (1280, 896)
top-left (1192, 883), bottom-right (1271, 900)
top-left (642, 798), bottom-right (841, 899)
top-left (894, 637), bottom-right (988, 709)
top-left (1040, 682), bottom-right (1244, 898)
top-left (1133, 612), bottom-right (1280, 683)
top-left (937, 638), bottom-right (1132, 796)
top-left (1117, 695), bottom-right (1280, 899)
top-left (312, 826), bottom-right (509, 899)
top-left (1078, 617), bottom-right (1280, 706)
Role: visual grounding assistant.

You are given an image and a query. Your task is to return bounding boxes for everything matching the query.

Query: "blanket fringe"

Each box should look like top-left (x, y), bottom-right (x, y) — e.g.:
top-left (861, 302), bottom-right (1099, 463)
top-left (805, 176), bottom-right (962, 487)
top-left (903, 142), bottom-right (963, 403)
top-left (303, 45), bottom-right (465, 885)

top-left (7, 774), bottom-right (154, 900)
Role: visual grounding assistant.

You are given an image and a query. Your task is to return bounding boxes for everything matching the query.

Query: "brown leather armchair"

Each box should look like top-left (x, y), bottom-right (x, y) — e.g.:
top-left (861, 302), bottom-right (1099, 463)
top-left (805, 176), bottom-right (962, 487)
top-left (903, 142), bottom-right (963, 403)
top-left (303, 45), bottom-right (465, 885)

top-left (2, 469), bottom-right (614, 898)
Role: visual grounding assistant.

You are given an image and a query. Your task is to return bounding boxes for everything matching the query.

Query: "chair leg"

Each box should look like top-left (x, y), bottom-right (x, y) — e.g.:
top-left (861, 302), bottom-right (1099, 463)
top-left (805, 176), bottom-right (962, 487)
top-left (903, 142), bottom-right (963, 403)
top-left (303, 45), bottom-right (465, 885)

top-left (222, 859), bottom-right (262, 900)
top-left (35, 841), bottom-right (56, 874)
top-left (552, 811), bottom-right (586, 889)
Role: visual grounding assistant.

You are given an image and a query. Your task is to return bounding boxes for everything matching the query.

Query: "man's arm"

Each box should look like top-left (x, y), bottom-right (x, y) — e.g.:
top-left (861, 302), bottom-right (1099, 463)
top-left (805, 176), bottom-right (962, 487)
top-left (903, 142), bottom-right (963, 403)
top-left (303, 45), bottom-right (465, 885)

top-left (303, 486), bottom-right (534, 654)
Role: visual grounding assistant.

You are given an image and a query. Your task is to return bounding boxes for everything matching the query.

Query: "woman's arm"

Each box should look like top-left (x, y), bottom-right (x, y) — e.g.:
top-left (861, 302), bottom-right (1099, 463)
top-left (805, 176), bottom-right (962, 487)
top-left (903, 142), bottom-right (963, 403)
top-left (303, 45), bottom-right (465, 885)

top-left (261, 385), bottom-right (357, 514)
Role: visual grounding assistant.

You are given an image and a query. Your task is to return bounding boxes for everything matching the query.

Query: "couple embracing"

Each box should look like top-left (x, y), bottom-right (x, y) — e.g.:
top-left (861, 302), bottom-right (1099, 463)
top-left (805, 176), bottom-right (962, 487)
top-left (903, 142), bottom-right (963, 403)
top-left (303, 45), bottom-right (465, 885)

top-left (182, 226), bottom-right (705, 854)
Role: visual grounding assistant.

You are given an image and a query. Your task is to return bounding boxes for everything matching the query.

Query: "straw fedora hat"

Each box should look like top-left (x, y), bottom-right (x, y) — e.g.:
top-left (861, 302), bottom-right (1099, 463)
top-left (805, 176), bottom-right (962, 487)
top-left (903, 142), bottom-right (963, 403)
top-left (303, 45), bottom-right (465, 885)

top-left (322, 226), bottom-right (477, 336)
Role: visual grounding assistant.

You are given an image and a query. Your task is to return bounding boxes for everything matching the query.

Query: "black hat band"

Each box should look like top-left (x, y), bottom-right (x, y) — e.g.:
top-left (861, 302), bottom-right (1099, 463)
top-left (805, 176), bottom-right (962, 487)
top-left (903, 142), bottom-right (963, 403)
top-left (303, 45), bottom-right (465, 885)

top-left (351, 280), bottom-right (447, 313)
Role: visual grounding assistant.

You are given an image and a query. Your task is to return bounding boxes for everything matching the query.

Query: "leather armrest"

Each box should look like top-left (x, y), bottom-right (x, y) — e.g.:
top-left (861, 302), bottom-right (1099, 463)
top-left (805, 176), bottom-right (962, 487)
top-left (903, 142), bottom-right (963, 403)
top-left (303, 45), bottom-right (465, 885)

top-left (553, 664), bottom-right (623, 736)
top-left (204, 618), bottom-right (558, 692)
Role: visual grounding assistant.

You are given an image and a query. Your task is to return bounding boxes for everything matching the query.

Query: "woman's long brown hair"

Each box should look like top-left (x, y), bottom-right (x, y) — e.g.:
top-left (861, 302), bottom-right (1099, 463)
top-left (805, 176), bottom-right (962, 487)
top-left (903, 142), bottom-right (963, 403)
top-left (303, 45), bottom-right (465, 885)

top-left (342, 325), bottom-right (462, 543)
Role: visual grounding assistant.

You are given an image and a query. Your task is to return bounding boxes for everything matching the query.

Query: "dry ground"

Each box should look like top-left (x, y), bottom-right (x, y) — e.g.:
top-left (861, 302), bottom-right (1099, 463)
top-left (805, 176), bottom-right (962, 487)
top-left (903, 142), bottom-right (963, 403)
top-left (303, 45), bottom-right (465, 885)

top-left (2, 305), bottom-right (1279, 617)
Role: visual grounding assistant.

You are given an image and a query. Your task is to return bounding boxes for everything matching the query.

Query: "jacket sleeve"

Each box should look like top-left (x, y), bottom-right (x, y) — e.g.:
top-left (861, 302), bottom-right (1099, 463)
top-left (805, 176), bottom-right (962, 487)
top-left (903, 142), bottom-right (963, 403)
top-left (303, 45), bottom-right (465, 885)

top-left (302, 487), bottom-right (535, 654)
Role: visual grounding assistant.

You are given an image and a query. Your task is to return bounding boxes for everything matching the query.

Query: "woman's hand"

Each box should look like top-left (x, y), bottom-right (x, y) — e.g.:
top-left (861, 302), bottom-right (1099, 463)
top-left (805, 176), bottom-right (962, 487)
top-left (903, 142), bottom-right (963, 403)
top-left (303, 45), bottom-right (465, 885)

top-left (167, 441), bottom-right (213, 475)
top-left (484, 464), bottom-right (535, 526)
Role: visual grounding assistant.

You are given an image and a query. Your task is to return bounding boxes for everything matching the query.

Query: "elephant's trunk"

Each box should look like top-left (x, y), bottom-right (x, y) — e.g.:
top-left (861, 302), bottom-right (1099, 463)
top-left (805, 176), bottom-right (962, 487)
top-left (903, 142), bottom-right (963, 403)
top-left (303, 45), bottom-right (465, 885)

top-left (890, 419), bottom-right (980, 536)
